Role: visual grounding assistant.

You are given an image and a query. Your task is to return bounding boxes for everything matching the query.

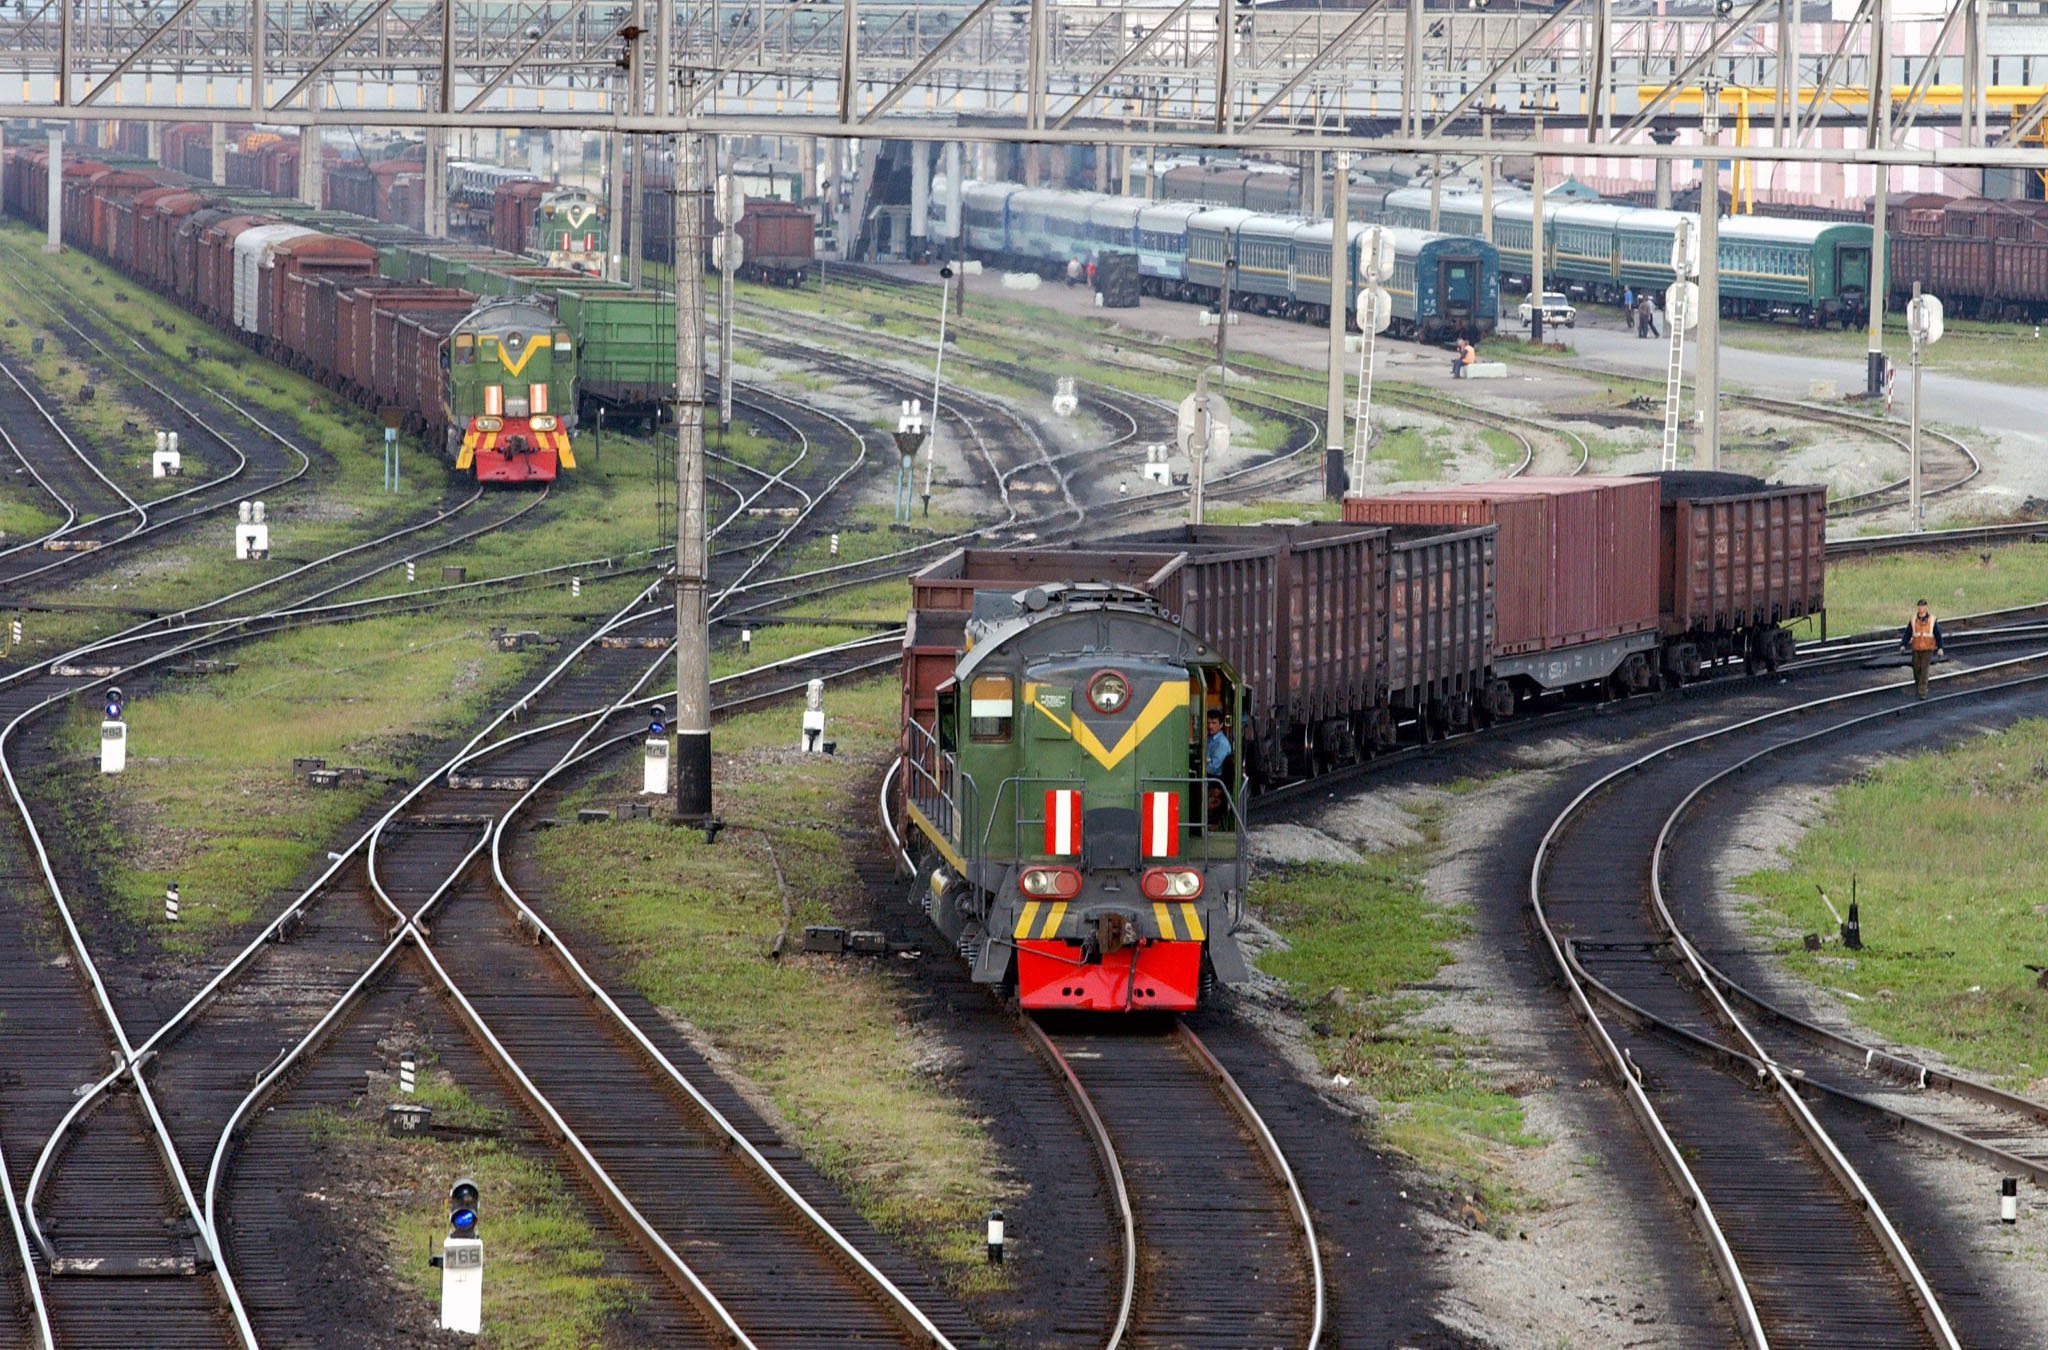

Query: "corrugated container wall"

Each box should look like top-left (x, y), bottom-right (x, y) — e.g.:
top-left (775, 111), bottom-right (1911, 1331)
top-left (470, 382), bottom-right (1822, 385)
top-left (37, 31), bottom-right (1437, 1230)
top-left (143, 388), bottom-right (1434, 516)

top-left (1660, 483), bottom-right (1827, 634)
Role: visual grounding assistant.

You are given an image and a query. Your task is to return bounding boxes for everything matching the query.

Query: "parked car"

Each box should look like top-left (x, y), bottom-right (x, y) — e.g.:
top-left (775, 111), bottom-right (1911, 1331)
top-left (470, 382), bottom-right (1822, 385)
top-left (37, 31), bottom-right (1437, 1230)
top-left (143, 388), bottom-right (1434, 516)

top-left (1517, 290), bottom-right (1576, 327)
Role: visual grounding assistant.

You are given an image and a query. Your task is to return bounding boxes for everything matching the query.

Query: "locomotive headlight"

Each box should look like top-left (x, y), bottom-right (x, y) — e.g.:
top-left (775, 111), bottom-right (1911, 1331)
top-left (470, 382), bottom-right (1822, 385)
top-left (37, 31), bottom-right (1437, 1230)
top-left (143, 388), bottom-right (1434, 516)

top-left (1140, 867), bottom-right (1202, 900)
top-left (1019, 867), bottom-right (1082, 899)
top-left (530, 415), bottom-right (559, 431)
top-left (1087, 670), bottom-right (1129, 714)
top-left (474, 416), bottom-right (504, 432)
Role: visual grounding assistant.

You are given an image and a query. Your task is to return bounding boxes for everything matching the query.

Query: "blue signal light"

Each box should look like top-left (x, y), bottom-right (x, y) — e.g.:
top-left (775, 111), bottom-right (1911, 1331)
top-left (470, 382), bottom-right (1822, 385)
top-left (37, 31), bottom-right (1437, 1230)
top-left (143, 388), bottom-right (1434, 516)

top-left (449, 1207), bottom-right (478, 1233)
top-left (649, 718), bottom-right (666, 736)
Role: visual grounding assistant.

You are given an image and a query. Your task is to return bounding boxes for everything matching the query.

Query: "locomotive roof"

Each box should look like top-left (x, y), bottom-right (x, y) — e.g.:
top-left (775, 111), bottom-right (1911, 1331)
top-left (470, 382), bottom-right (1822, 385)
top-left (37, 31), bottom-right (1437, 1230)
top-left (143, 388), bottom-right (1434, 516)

top-left (953, 589), bottom-right (1221, 685)
top-left (454, 299), bottom-right (558, 336)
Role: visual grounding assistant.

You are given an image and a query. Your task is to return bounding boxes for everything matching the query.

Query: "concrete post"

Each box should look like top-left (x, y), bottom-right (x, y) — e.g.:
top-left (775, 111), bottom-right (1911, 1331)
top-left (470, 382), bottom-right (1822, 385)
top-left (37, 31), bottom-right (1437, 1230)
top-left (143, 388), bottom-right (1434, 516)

top-left (43, 126), bottom-right (61, 253)
top-left (910, 141), bottom-right (930, 256)
top-left (1698, 131), bottom-right (1721, 468)
top-left (944, 143), bottom-right (962, 238)
top-left (1867, 0), bottom-right (1890, 396)
top-left (211, 121), bottom-right (227, 186)
top-left (674, 133), bottom-right (711, 820)
top-left (145, 120), bottom-right (161, 163)
top-left (298, 123), bottom-right (322, 206)
top-left (1325, 154), bottom-right (1348, 499)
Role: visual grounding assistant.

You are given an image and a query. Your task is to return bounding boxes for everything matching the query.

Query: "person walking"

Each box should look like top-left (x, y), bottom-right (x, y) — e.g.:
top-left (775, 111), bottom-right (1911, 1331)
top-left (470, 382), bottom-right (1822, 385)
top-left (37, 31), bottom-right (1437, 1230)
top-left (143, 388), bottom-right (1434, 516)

top-left (1623, 285), bottom-right (1635, 317)
top-left (1900, 598), bottom-right (1946, 698)
top-left (1635, 295), bottom-right (1652, 338)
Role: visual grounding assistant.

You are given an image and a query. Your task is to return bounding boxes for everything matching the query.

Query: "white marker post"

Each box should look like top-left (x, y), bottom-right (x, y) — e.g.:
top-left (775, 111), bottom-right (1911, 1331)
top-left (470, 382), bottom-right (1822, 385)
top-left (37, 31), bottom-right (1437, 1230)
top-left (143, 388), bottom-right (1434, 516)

top-left (164, 882), bottom-right (179, 923)
top-left (439, 1178), bottom-right (482, 1334)
top-left (100, 687), bottom-right (126, 775)
top-left (801, 678), bottom-right (826, 753)
top-left (644, 714), bottom-right (670, 795)
top-left (399, 1052), bottom-right (417, 1095)
top-left (152, 430), bottom-right (181, 478)
top-left (234, 501), bottom-right (270, 560)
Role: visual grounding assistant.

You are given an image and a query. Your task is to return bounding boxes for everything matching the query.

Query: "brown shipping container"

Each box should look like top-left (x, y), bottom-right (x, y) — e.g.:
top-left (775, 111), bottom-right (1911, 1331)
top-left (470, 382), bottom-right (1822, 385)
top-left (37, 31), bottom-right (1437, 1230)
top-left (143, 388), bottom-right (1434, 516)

top-left (1345, 477), bottom-right (1659, 654)
top-left (1659, 480), bottom-right (1826, 635)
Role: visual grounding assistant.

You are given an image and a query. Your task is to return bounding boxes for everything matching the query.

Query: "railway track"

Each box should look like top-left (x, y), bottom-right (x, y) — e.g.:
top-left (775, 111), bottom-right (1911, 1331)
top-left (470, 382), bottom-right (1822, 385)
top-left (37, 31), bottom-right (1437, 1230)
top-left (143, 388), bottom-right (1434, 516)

top-left (0, 250), bottom-right (319, 591)
top-left (1738, 395), bottom-right (1979, 520)
top-left (0, 382), bottom-right (904, 1345)
top-left (1526, 650), bottom-right (2048, 1348)
top-left (1024, 1015), bottom-right (1323, 1350)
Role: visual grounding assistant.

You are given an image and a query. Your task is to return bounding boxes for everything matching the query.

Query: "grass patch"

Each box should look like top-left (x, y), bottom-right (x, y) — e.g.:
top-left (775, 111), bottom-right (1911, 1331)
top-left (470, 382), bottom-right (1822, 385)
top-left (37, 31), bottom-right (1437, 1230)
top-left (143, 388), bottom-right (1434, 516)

top-left (61, 614), bottom-right (537, 944)
top-left (529, 677), bottom-right (1010, 1292)
top-left (303, 1064), bottom-right (642, 1346)
top-left (1203, 498), bottom-right (1341, 526)
top-left (1737, 717), bottom-right (2048, 1091)
top-left (1805, 541), bottom-right (2048, 637)
top-left (1251, 806), bottom-right (1540, 1221)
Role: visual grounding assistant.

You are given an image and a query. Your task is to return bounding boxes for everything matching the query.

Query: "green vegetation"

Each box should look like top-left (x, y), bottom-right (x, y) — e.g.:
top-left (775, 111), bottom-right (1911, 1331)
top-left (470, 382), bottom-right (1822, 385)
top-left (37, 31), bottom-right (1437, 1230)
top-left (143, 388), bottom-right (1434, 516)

top-left (529, 678), bottom-right (1011, 1290)
top-left (1738, 717), bottom-right (2048, 1091)
top-left (1807, 541), bottom-right (2048, 637)
top-left (1713, 313), bottom-right (2048, 391)
top-left (1203, 498), bottom-right (1342, 527)
top-left (1251, 804), bottom-right (1541, 1222)
top-left (305, 1063), bottom-right (642, 1346)
top-left (65, 614), bottom-right (537, 944)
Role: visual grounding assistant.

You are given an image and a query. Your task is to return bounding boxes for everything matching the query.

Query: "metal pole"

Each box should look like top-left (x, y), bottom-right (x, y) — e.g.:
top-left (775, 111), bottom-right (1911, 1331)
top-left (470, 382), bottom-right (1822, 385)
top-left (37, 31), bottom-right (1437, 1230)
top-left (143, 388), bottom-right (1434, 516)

top-left (673, 133), bottom-right (711, 821)
top-left (719, 143), bottom-right (736, 429)
top-left (1213, 0), bottom-right (1232, 135)
top-left (1699, 86), bottom-right (1721, 470)
top-left (1867, 0), bottom-right (1889, 397)
top-left (1191, 370), bottom-right (1209, 524)
top-left (1528, 151), bottom-right (1544, 343)
top-left (1354, 288), bottom-right (1377, 490)
top-left (1404, 0), bottom-right (1421, 138)
top-left (923, 274), bottom-right (949, 513)
top-left (1324, 152), bottom-right (1347, 499)
top-left (1909, 280), bottom-right (1922, 532)
top-left (1480, 109), bottom-right (1493, 241)
top-left (1215, 241), bottom-right (1233, 383)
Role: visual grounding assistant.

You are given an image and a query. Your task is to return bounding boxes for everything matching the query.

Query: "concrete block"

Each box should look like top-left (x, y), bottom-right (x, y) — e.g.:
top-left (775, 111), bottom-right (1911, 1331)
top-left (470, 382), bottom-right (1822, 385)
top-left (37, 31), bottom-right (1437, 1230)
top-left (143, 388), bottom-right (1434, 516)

top-left (1464, 362), bottom-right (1509, 380)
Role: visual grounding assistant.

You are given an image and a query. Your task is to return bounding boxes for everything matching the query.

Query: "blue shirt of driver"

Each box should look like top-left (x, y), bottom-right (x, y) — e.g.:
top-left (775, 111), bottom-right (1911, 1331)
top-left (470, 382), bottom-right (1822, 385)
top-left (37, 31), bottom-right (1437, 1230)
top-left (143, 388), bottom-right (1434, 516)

top-left (1205, 727), bottom-right (1230, 777)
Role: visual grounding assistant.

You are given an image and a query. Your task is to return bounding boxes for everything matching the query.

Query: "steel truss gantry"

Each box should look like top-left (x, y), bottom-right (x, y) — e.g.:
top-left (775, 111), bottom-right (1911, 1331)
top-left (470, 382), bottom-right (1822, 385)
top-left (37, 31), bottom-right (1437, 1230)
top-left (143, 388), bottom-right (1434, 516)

top-left (0, 1), bottom-right (2038, 172)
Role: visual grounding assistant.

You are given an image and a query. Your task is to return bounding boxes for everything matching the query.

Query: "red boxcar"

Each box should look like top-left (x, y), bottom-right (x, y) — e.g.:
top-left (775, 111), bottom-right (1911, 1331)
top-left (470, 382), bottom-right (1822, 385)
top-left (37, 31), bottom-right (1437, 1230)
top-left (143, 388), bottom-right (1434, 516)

top-left (492, 180), bottom-right (550, 256)
top-left (272, 234), bottom-right (377, 365)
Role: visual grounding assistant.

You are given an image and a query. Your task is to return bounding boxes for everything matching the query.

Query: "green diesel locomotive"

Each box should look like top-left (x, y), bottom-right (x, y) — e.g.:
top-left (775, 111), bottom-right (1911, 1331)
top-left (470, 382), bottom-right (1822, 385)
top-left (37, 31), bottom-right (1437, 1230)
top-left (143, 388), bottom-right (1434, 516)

top-left (903, 586), bottom-right (1253, 1012)
top-left (446, 299), bottom-right (578, 483)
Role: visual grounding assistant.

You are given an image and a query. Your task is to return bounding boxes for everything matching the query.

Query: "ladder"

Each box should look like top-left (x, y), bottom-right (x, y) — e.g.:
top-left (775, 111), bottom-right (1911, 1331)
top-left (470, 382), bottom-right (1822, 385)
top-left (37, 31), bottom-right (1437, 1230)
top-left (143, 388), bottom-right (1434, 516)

top-left (1659, 288), bottom-right (1688, 471)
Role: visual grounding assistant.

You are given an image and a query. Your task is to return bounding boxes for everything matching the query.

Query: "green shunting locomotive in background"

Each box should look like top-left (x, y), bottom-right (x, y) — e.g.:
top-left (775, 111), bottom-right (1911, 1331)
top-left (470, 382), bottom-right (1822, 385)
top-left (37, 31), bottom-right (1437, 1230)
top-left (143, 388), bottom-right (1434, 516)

top-left (904, 586), bottom-right (1253, 1012)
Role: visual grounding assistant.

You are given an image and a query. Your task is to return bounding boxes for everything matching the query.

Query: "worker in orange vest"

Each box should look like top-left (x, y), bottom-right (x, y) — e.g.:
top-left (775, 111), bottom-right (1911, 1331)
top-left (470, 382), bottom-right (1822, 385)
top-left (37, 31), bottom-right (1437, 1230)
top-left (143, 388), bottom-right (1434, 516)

top-left (1899, 598), bottom-right (1946, 699)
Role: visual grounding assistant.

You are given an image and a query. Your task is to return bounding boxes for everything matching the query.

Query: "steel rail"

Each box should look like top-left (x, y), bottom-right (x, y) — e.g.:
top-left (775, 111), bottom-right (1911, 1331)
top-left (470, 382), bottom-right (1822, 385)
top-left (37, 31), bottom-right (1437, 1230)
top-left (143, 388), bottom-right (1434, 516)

top-left (1175, 1024), bottom-right (1325, 1350)
top-left (479, 654), bottom-right (966, 1348)
top-left (0, 416), bottom-right (79, 560)
top-left (1018, 1016), bottom-right (1136, 1350)
top-left (1649, 668), bottom-right (2048, 1167)
top-left (1533, 653), bottom-right (2048, 1347)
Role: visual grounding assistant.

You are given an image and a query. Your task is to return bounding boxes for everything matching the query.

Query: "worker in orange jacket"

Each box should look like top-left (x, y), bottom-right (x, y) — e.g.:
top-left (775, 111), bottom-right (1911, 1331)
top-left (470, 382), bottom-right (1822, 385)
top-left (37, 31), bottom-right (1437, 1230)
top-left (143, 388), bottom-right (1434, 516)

top-left (1899, 598), bottom-right (1946, 699)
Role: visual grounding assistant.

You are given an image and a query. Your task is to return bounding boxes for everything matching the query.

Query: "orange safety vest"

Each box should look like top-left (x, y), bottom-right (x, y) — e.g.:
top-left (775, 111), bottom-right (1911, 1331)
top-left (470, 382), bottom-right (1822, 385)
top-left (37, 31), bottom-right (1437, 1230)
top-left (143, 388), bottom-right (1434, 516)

top-left (1910, 613), bottom-right (1937, 651)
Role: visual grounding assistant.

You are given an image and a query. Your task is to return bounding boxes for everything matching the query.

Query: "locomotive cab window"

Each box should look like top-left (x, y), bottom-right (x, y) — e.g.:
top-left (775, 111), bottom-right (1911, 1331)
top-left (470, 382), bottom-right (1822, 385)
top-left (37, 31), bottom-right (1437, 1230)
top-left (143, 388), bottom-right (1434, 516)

top-left (453, 333), bottom-right (476, 365)
top-left (969, 675), bottom-right (1014, 742)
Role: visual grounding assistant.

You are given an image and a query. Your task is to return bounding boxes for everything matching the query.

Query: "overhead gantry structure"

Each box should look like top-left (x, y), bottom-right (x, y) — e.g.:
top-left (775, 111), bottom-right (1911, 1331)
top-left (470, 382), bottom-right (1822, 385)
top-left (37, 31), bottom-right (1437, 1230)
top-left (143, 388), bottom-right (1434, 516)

top-left (0, 0), bottom-right (2037, 177)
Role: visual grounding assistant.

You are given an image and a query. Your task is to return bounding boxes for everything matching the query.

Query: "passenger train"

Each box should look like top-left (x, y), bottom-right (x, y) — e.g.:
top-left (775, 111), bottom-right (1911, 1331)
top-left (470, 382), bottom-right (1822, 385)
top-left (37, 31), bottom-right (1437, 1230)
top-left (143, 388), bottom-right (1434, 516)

top-left (937, 176), bottom-right (1873, 334)
top-left (939, 180), bottom-right (1500, 342)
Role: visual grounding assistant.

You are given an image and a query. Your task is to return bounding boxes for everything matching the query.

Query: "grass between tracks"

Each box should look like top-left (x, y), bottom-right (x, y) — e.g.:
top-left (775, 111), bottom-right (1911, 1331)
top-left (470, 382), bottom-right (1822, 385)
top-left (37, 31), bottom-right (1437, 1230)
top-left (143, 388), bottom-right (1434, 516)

top-left (1251, 798), bottom-right (1541, 1226)
top-left (527, 677), bottom-right (1012, 1295)
top-left (1802, 539), bottom-right (2048, 638)
top-left (52, 613), bottom-right (543, 945)
top-left (303, 1068), bottom-right (641, 1347)
top-left (1737, 716), bottom-right (2048, 1095)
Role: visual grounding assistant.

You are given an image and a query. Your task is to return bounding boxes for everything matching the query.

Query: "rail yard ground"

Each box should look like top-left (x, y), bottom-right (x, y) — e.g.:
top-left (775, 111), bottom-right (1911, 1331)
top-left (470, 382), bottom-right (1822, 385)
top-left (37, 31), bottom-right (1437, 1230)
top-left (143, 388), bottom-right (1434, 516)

top-left (11, 197), bottom-right (2048, 1349)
